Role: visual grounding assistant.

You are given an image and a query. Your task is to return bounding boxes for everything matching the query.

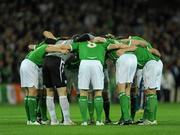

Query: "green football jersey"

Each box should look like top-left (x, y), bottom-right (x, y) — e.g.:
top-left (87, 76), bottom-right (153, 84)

top-left (26, 44), bottom-right (48, 66)
top-left (25, 41), bottom-right (45, 57)
top-left (146, 42), bottom-right (160, 60)
top-left (130, 36), bottom-right (160, 68)
top-left (130, 36), bottom-right (160, 60)
top-left (134, 46), bottom-right (157, 69)
top-left (106, 38), bottom-right (132, 62)
top-left (35, 41), bottom-right (45, 49)
top-left (71, 40), bottom-right (110, 65)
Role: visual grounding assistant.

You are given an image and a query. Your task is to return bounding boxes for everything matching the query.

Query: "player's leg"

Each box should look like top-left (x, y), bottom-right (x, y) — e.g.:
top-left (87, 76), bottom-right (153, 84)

top-left (139, 60), bottom-right (163, 125)
top-left (20, 60), bottom-right (30, 124)
top-left (125, 83), bottom-right (131, 119)
top-left (23, 88), bottom-right (30, 124)
top-left (36, 91), bottom-right (41, 122)
top-left (102, 91), bottom-right (111, 124)
top-left (130, 85), bottom-right (138, 122)
top-left (116, 55), bottom-right (129, 124)
top-left (78, 60), bottom-right (91, 125)
top-left (64, 68), bottom-right (72, 103)
top-left (91, 60), bottom-right (104, 126)
top-left (127, 71), bottom-right (143, 123)
top-left (136, 69), bottom-right (145, 119)
top-left (27, 87), bottom-right (39, 124)
top-left (144, 90), bottom-right (157, 122)
top-left (42, 56), bottom-right (59, 125)
top-left (94, 90), bottom-right (104, 125)
top-left (36, 68), bottom-right (48, 124)
top-left (88, 90), bottom-right (94, 124)
top-left (57, 86), bottom-right (74, 125)
top-left (154, 60), bottom-right (163, 122)
top-left (103, 69), bottom-right (111, 124)
top-left (117, 83), bottom-right (130, 122)
top-left (46, 88), bottom-right (59, 125)
top-left (127, 54), bottom-right (138, 123)
top-left (37, 88), bottom-right (49, 124)
top-left (116, 54), bottom-right (137, 125)
top-left (55, 58), bottom-right (74, 125)
top-left (79, 90), bottom-right (88, 125)
top-left (20, 59), bottom-right (40, 125)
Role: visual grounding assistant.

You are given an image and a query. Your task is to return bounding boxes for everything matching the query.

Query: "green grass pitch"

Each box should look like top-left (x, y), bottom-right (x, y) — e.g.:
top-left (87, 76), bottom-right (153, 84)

top-left (0, 103), bottom-right (180, 135)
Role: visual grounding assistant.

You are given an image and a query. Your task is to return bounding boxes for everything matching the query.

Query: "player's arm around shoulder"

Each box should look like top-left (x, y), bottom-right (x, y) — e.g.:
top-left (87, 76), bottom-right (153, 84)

top-left (107, 42), bottom-right (129, 50)
top-left (43, 31), bottom-right (57, 40)
top-left (127, 37), bottom-right (148, 47)
top-left (116, 46), bottom-right (137, 56)
top-left (92, 37), bottom-right (106, 43)
top-left (28, 44), bottom-right (36, 50)
top-left (45, 44), bottom-right (70, 53)
top-left (149, 48), bottom-right (161, 57)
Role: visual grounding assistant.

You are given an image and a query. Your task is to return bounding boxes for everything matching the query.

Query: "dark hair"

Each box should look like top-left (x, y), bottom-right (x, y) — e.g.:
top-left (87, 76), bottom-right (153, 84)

top-left (74, 33), bottom-right (95, 42)
top-left (44, 38), bottom-right (57, 44)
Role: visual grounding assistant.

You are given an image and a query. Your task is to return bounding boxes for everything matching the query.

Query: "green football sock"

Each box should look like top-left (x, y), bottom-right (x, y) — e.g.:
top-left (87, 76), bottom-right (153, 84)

top-left (143, 101), bottom-right (148, 120)
top-left (130, 95), bottom-right (137, 121)
top-left (154, 95), bottom-right (158, 121)
top-left (146, 94), bottom-right (156, 122)
top-left (127, 95), bottom-right (130, 116)
top-left (119, 92), bottom-right (130, 121)
top-left (28, 96), bottom-right (37, 122)
top-left (88, 98), bottom-right (94, 121)
top-left (94, 96), bottom-right (103, 122)
top-left (79, 96), bottom-right (88, 122)
top-left (119, 102), bottom-right (124, 122)
top-left (24, 96), bottom-right (30, 121)
top-left (36, 96), bottom-right (41, 119)
top-left (40, 96), bottom-right (48, 121)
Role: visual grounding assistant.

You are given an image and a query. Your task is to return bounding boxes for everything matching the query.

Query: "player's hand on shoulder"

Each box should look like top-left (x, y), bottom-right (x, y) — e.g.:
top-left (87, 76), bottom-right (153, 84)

top-left (130, 45), bottom-right (137, 50)
top-left (43, 31), bottom-right (56, 40)
top-left (61, 49), bottom-right (69, 54)
top-left (28, 44), bottom-right (36, 50)
top-left (116, 49), bottom-right (125, 56)
top-left (92, 37), bottom-right (106, 43)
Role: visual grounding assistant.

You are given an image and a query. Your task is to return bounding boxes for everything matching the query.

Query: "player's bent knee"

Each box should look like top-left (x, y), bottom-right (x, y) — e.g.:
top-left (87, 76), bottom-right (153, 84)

top-left (146, 89), bottom-right (156, 95)
top-left (57, 87), bottom-right (67, 96)
top-left (80, 90), bottom-right (88, 96)
top-left (46, 88), bottom-right (54, 96)
top-left (28, 87), bottom-right (38, 96)
top-left (117, 83), bottom-right (126, 93)
top-left (94, 90), bottom-right (102, 97)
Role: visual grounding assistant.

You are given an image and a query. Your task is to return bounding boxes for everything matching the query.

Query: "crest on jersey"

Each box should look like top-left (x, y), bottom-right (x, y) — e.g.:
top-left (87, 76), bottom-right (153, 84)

top-left (87, 41), bottom-right (97, 48)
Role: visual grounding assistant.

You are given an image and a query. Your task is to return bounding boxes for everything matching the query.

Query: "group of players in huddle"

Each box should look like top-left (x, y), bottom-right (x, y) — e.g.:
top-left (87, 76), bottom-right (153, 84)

top-left (20, 31), bottom-right (163, 126)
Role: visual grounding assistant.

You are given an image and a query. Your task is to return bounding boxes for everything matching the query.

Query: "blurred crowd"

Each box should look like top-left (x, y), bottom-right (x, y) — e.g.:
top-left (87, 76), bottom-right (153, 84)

top-left (0, 0), bottom-right (180, 102)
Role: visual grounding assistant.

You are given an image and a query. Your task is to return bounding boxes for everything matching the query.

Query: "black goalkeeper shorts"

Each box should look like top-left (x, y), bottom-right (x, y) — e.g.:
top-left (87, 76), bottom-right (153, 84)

top-left (42, 56), bottom-right (67, 88)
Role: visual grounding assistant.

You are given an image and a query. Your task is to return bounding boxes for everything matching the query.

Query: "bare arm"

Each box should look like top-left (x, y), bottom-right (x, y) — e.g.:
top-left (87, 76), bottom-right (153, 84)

top-left (43, 31), bottom-right (57, 40)
top-left (116, 46), bottom-right (137, 56)
top-left (149, 48), bottom-right (161, 57)
top-left (131, 39), bottom-right (147, 47)
top-left (91, 37), bottom-right (106, 43)
top-left (56, 44), bottom-right (72, 50)
top-left (121, 38), bottom-right (147, 47)
top-left (108, 43), bottom-right (129, 50)
top-left (28, 44), bottom-right (36, 50)
top-left (45, 45), bottom-right (70, 53)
